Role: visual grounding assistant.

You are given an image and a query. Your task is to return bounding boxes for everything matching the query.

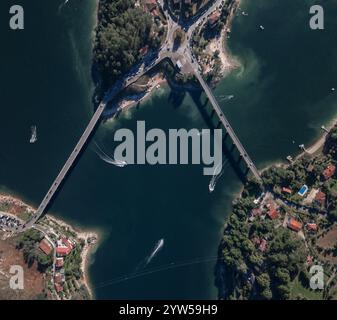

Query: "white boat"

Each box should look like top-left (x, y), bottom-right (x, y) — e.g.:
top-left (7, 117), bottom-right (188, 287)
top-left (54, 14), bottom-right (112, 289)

top-left (114, 160), bottom-right (128, 167)
top-left (259, 25), bottom-right (265, 30)
top-left (30, 126), bottom-right (37, 144)
top-left (146, 239), bottom-right (164, 264)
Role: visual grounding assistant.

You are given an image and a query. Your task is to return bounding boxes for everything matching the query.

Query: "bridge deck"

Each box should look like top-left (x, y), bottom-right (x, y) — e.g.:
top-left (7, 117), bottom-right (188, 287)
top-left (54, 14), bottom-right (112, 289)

top-left (193, 71), bottom-right (261, 181)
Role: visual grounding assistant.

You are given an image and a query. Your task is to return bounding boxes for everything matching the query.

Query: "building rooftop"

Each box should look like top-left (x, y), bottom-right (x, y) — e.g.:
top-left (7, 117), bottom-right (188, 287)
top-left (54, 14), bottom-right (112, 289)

top-left (56, 246), bottom-right (71, 257)
top-left (288, 218), bottom-right (303, 232)
top-left (208, 10), bottom-right (221, 26)
top-left (55, 258), bottom-right (64, 268)
top-left (39, 238), bottom-right (53, 256)
top-left (307, 223), bottom-right (318, 231)
top-left (323, 164), bottom-right (336, 180)
top-left (315, 191), bottom-right (326, 205)
top-left (282, 187), bottom-right (292, 194)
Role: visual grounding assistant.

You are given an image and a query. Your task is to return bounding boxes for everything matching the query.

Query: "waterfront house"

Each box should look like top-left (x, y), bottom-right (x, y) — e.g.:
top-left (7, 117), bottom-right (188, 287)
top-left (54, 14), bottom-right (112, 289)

top-left (208, 10), bottom-right (221, 28)
top-left (61, 237), bottom-right (74, 251)
top-left (56, 246), bottom-right (71, 257)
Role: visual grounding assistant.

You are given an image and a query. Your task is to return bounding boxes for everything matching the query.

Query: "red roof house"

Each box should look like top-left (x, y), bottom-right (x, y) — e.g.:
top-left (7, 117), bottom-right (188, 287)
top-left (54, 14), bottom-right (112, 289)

top-left (288, 218), bottom-right (303, 232)
top-left (39, 239), bottom-right (53, 256)
top-left (61, 237), bottom-right (74, 251)
top-left (55, 258), bottom-right (64, 268)
top-left (56, 246), bottom-right (71, 257)
top-left (315, 191), bottom-right (326, 206)
top-left (323, 164), bottom-right (336, 180)
top-left (307, 223), bottom-right (318, 232)
top-left (267, 206), bottom-right (279, 220)
top-left (282, 187), bottom-right (292, 195)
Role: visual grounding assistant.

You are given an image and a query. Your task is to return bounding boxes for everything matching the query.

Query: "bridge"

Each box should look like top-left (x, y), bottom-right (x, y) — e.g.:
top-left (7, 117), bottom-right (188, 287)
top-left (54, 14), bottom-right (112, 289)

top-left (4, 57), bottom-right (166, 233)
top-left (5, 55), bottom-right (260, 233)
top-left (192, 68), bottom-right (261, 181)
top-left (3, 0), bottom-right (261, 234)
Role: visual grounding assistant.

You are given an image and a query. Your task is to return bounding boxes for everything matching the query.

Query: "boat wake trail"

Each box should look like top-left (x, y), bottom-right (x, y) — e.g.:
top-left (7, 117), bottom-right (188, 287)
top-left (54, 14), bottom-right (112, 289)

top-left (134, 239), bottom-right (165, 274)
top-left (209, 159), bottom-right (229, 193)
top-left (146, 239), bottom-right (164, 265)
top-left (58, 0), bottom-right (69, 13)
top-left (94, 255), bottom-right (222, 289)
top-left (219, 94), bottom-right (234, 102)
top-left (93, 141), bottom-right (127, 168)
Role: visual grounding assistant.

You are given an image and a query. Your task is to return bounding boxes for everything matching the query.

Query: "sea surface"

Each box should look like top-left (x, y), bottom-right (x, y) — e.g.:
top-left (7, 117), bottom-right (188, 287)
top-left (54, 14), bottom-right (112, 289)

top-left (0, 0), bottom-right (336, 299)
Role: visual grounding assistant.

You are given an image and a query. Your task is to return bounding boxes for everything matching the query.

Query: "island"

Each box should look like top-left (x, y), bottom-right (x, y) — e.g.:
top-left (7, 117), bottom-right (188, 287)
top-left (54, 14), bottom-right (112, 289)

top-left (92, 0), bottom-right (240, 117)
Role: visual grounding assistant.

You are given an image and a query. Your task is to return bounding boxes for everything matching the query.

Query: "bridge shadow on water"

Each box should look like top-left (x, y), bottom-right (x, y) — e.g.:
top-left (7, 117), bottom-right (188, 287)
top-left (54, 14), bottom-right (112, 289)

top-left (190, 90), bottom-right (250, 184)
top-left (165, 81), bottom-right (250, 184)
top-left (40, 80), bottom-right (250, 219)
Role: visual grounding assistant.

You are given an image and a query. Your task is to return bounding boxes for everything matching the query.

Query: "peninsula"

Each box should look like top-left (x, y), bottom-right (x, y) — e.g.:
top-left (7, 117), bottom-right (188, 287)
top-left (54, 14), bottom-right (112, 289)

top-left (0, 194), bottom-right (98, 300)
top-left (216, 126), bottom-right (337, 300)
top-left (93, 0), bottom-right (240, 115)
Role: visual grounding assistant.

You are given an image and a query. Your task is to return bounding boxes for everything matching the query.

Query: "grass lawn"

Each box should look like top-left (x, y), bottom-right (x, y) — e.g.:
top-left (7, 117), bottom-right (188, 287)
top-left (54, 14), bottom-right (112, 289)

top-left (290, 276), bottom-right (323, 300)
top-left (17, 210), bottom-right (33, 222)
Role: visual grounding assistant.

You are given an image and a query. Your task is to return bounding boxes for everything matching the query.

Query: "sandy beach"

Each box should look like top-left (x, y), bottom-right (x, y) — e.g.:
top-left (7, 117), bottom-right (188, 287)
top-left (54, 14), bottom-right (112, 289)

top-left (45, 215), bottom-right (99, 299)
top-left (120, 74), bottom-right (167, 110)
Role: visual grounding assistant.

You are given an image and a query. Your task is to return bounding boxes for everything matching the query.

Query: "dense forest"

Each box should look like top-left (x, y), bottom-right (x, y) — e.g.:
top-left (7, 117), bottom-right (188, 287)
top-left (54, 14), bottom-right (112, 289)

top-left (217, 196), bottom-right (306, 300)
top-left (93, 0), bottom-right (156, 90)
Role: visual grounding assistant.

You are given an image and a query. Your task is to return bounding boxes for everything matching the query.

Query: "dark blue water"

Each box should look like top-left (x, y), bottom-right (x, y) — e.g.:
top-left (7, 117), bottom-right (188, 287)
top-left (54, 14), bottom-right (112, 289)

top-left (0, 0), bottom-right (336, 299)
